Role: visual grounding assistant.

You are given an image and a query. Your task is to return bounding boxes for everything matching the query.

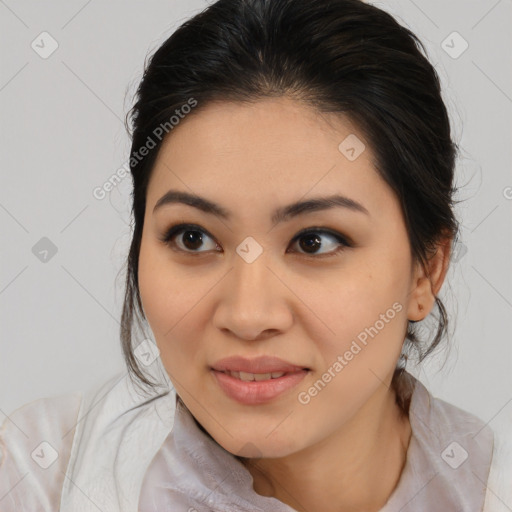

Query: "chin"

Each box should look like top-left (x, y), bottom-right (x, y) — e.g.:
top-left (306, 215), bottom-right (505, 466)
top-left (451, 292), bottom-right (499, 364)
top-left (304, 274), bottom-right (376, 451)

top-left (210, 426), bottom-right (304, 459)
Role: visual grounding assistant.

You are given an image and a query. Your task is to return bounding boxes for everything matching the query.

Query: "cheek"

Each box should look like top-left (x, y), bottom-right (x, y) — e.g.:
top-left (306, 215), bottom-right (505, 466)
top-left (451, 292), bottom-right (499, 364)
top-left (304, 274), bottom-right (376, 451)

top-left (295, 270), bottom-right (407, 426)
top-left (138, 235), bottom-right (189, 328)
top-left (137, 238), bottom-right (210, 369)
top-left (307, 257), bottom-right (409, 371)
top-left (138, 238), bottom-right (170, 332)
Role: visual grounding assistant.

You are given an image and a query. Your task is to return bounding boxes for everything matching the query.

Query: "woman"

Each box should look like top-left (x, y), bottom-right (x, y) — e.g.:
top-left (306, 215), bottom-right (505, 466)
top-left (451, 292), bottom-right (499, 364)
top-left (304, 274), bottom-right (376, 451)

top-left (1, 0), bottom-right (510, 510)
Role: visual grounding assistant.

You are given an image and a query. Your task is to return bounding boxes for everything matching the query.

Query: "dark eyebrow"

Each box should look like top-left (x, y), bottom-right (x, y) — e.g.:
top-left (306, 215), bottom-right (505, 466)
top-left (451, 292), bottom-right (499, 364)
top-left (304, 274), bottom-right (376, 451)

top-left (153, 190), bottom-right (370, 224)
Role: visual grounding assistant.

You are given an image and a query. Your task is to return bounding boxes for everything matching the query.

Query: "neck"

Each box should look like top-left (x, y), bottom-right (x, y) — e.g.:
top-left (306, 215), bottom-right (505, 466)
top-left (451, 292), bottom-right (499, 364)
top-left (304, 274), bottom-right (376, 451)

top-left (242, 381), bottom-right (412, 512)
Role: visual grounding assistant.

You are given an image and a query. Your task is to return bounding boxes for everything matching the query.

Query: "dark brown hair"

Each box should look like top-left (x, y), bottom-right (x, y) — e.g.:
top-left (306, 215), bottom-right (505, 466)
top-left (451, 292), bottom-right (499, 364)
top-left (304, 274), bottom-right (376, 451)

top-left (120, 0), bottom-right (460, 413)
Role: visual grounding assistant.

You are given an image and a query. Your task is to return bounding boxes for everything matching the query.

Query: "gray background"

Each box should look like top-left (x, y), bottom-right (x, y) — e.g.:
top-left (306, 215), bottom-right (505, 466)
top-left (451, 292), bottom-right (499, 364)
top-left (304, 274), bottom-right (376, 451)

top-left (1, 0), bottom-right (511, 429)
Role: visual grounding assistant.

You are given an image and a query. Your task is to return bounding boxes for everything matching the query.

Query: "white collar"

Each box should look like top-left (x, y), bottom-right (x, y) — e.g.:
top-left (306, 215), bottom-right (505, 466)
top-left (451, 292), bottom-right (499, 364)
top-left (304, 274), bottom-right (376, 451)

top-left (138, 371), bottom-right (494, 511)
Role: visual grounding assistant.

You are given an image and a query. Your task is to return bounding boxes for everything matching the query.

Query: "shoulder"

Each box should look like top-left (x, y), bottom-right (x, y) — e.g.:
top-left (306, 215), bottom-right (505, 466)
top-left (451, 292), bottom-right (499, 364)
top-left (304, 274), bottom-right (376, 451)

top-left (424, 381), bottom-right (512, 510)
top-left (405, 374), bottom-right (509, 510)
top-left (0, 392), bottom-right (82, 511)
top-left (59, 371), bottom-right (177, 511)
top-left (0, 371), bottom-right (177, 512)
top-left (66, 370), bottom-right (176, 443)
top-left (484, 406), bottom-right (512, 511)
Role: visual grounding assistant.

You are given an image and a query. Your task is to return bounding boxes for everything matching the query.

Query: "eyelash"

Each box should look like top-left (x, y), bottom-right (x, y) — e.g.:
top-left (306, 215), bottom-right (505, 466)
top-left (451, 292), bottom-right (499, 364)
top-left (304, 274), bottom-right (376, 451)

top-left (159, 222), bottom-right (352, 259)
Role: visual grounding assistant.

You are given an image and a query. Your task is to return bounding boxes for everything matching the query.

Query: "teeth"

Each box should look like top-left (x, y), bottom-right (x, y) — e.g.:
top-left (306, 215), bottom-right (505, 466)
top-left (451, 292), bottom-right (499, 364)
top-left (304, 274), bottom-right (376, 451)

top-left (254, 373), bottom-right (271, 381)
top-left (225, 371), bottom-right (287, 381)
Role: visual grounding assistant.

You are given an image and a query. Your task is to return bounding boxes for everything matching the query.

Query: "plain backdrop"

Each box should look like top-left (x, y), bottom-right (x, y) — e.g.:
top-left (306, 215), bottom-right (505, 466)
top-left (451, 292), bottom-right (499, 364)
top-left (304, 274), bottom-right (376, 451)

top-left (1, 0), bottom-right (511, 430)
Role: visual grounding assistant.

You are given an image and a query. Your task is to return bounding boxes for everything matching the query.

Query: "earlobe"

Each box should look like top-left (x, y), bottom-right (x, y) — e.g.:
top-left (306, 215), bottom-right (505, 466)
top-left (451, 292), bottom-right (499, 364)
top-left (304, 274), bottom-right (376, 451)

top-left (407, 236), bottom-right (453, 322)
top-left (408, 303), bottom-right (424, 323)
top-left (407, 272), bottom-right (432, 322)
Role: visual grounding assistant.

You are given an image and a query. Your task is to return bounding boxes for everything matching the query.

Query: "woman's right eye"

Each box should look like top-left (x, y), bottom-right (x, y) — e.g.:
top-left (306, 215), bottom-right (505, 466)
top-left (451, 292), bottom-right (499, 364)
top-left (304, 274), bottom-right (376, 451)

top-left (160, 224), bottom-right (220, 254)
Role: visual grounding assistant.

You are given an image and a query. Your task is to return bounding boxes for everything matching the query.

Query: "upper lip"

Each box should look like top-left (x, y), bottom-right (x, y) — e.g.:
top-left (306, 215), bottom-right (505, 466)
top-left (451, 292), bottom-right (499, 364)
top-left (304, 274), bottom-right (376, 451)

top-left (211, 355), bottom-right (308, 374)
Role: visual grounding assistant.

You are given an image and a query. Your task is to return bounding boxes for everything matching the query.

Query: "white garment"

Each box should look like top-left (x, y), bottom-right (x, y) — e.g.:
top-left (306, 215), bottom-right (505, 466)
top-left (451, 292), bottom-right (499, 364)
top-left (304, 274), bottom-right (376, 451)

top-left (0, 370), bottom-right (511, 511)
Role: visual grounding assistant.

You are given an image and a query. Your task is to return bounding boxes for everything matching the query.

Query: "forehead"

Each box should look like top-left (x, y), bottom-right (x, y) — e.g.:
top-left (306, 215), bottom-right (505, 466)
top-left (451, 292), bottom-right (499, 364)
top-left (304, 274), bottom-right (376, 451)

top-left (146, 97), bottom-right (396, 220)
top-left (154, 96), bottom-right (368, 163)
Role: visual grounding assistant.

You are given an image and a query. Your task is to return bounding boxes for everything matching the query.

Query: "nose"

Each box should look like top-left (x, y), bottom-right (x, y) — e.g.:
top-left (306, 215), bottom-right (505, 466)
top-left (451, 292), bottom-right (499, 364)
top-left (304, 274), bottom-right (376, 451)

top-left (212, 250), bottom-right (294, 342)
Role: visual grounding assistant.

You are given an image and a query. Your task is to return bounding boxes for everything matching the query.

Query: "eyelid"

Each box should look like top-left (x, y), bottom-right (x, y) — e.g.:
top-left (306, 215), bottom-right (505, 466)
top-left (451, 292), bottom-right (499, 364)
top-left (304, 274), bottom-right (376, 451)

top-left (291, 226), bottom-right (352, 247)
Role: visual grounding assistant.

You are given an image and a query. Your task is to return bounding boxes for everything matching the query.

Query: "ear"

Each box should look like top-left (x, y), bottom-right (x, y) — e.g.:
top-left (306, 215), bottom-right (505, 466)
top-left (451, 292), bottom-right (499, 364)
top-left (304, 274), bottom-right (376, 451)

top-left (407, 235), bottom-right (453, 322)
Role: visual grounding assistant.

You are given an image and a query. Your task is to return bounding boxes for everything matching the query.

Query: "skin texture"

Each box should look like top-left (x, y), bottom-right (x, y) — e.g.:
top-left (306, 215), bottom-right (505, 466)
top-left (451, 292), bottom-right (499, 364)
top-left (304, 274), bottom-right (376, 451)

top-left (138, 96), bottom-right (452, 512)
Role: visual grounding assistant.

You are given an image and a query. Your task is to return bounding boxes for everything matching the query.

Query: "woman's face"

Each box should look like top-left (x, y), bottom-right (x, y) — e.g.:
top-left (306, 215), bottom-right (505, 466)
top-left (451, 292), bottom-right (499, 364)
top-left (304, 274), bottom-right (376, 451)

top-left (138, 96), bottom-right (425, 457)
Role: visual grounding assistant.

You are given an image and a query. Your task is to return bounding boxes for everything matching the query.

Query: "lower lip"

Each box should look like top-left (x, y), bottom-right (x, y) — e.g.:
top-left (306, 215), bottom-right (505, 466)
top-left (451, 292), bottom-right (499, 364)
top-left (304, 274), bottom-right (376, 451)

top-left (211, 369), bottom-right (308, 405)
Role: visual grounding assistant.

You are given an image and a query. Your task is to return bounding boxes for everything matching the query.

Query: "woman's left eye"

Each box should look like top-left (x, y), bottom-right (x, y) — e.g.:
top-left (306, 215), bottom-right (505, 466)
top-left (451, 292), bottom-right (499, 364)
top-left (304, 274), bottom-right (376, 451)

top-left (289, 228), bottom-right (350, 257)
top-left (160, 223), bottom-right (350, 258)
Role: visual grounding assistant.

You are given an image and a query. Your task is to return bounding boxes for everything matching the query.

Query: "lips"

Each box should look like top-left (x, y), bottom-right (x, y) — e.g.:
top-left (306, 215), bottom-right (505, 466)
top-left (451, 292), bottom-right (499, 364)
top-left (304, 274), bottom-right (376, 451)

top-left (211, 355), bottom-right (308, 374)
top-left (210, 355), bottom-right (310, 404)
